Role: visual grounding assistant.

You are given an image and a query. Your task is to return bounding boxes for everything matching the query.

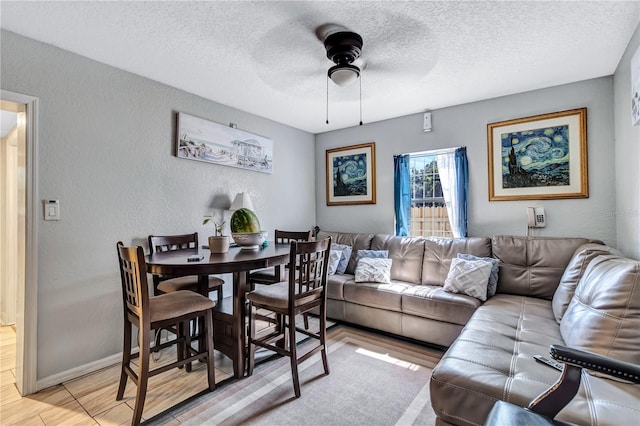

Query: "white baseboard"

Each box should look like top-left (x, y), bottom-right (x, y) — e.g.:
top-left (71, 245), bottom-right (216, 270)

top-left (35, 331), bottom-right (182, 392)
top-left (36, 352), bottom-right (123, 391)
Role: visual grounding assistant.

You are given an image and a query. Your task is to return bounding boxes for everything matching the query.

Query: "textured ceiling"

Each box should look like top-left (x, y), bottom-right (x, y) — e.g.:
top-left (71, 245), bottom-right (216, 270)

top-left (1, 1), bottom-right (639, 133)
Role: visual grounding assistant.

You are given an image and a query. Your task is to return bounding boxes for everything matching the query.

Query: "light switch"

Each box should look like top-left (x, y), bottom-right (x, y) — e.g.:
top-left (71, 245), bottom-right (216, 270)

top-left (43, 200), bottom-right (60, 221)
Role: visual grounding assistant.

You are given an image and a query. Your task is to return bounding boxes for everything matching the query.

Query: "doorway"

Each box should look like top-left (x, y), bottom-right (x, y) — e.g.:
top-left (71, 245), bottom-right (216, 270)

top-left (0, 91), bottom-right (38, 395)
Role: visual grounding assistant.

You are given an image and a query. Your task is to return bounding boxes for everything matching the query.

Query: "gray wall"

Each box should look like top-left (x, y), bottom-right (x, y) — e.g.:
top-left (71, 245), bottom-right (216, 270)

top-left (614, 22), bottom-right (640, 260)
top-left (315, 78), bottom-right (617, 246)
top-left (1, 31), bottom-right (316, 382)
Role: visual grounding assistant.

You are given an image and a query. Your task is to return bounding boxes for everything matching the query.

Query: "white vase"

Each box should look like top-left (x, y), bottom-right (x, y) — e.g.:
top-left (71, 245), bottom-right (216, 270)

top-left (208, 236), bottom-right (230, 254)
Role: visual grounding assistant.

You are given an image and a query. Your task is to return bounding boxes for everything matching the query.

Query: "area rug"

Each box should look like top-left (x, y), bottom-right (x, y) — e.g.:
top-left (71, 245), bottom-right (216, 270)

top-left (165, 325), bottom-right (442, 425)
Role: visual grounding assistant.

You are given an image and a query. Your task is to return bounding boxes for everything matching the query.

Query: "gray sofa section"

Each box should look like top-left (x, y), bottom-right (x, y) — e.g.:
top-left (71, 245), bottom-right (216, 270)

top-left (318, 231), bottom-right (638, 425)
top-left (318, 231), bottom-right (495, 347)
top-left (318, 231), bottom-right (597, 348)
top-left (430, 240), bottom-right (640, 426)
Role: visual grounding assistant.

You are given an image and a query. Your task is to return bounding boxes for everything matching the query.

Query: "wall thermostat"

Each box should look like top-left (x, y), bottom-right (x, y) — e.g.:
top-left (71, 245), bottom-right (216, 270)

top-left (423, 112), bottom-right (432, 132)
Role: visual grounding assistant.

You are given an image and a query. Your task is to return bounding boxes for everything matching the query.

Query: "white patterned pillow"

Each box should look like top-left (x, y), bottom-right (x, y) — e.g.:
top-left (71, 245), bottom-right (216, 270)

top-left (457, 253), bottom-right (500, 298)
top-left (355, 258), bottom-right (392, 283)
top-left (443, 257), bottom-right (492, 301)
top-left (327, 249), bottom-right (343, 276)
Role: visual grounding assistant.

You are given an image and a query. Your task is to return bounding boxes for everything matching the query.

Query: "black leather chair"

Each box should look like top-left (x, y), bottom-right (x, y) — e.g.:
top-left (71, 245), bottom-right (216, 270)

top-left (484, 345), bottom-right (640, 425)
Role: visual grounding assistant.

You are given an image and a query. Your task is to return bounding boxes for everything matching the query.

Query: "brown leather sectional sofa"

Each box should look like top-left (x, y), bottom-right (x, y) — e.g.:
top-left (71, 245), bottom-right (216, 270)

top-left (317, 231), bottom-right (640, 426)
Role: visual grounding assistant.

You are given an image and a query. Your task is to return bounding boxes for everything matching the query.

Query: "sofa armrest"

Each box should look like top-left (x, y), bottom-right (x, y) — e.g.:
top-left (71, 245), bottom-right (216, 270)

top-left (550, 344), bottom-right (640, 383)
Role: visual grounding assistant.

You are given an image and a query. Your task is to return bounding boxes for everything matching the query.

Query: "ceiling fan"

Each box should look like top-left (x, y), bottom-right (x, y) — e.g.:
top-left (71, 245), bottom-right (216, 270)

top-left (316, 24), bottom-right (366, 124)
top-left (322, 29), bottom-right (364, 87)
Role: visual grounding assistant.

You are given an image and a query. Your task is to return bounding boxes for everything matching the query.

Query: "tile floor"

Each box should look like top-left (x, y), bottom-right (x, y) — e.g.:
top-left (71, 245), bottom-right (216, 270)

top-left (0, 325), bottom-right (236, 425)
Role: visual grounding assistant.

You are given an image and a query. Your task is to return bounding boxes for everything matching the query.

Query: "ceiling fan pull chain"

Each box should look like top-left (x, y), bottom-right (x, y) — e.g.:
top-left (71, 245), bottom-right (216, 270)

top-left (326, 75), bottom-right (329, 125)
top-left (359, 74), bottom-right (363, 126)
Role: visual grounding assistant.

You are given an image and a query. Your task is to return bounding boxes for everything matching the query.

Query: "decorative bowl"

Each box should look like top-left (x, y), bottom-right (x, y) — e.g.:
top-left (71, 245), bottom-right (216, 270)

top-left (231, 231), bottom-right (267, 250)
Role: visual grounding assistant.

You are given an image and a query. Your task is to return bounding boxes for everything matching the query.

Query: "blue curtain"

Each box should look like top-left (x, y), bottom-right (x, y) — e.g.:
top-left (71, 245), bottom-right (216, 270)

top-left (394, 154), bottom-right (411, 236)
top-left (454, 147), bottom-right (469, 237)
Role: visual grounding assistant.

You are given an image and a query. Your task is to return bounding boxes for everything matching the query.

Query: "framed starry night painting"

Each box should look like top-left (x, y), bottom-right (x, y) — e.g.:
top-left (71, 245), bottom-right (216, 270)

top-left (326, 142), bottom-right (376, 206)
top-left (487, 108), bottom-right (588, 201)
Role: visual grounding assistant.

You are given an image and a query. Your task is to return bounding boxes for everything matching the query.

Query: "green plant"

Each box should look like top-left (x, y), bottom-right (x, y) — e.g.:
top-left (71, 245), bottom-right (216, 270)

top-left (203, 215), bottom-right (225, 236)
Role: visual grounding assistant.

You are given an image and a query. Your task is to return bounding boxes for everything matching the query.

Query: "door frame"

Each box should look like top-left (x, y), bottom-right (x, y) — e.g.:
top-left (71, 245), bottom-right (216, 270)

top-left (1, 90), bottom-right (38, 395)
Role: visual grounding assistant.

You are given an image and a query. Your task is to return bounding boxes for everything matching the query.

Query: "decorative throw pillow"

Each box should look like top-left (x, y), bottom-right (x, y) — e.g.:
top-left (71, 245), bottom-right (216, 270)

top-left (327, 249), bottom-right (343, 276)
top-left (457, 253), bottom-right (499, 298)
top-left (354, 258), bottom-right (392, 284)
top-left (332, 243), bottom-right (353, 275)
top-left (355, 249), bottom-right (389, 263)
top-left (443, 257), bottom-right (492, 301)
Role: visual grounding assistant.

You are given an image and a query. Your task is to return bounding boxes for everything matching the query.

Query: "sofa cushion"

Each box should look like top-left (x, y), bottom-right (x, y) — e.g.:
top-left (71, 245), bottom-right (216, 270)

top-left (560, 254), bottom-right (640, 365)
top-left (317, 231), bottom-right (373, 274)
top-left (354, 257), bottom-right (392, 283)
top-left (422, 237), bottom-right (492, 286)
top-left (343, 281), bottom-right (412, 312)
top-left (370, 234), bottom-right (425, 284)
top-left (458, 253), bottom-right (500, 298)
top-left (492, 235), bottom-right (599, 299)
top-left (552, 243), bottom-right (618, 323)
top-left (430, 295), bottom-right (566, 426)
top-left (326, 273), bottom-right (352, 301)
top-left (402, 284), bottom-right (481, 326)
top-left (443, 257), bottom-right (492, 301)
top-left (431, 294), bottom-right (640, 426)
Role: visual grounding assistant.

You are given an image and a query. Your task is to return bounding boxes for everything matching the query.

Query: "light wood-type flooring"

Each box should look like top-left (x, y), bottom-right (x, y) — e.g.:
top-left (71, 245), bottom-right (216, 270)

top-left (0, 324), bottom-right (236, 425)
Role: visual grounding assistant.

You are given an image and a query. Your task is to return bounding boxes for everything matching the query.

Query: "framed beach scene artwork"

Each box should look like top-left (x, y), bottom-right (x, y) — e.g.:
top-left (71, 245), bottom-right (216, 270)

top-left (326, 142), bottom-right (376, 206)
top-left (487, 108), bottom-right (588, 201)
top-left (176, 112), bottom-right (273, 174)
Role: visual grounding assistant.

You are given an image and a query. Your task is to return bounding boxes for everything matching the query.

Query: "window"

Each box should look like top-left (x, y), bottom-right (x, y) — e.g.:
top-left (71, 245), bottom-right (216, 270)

top-left (409, 154), bottom-right (453, 238)
top-left (394, 147), bottom-right (468, 238)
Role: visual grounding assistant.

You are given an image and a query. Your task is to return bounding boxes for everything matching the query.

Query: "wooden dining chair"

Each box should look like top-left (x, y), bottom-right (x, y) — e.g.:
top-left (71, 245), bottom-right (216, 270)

top-left (246, 237), bottom-right (332, 398)
top-left (148, 233), bottom-right (225, 303)
top-left (248, 229), bottom-right (313, 329)
top-left (116, 242), bottom-right (216, 426)
top-left (248, 229), bottom-right (312, 287)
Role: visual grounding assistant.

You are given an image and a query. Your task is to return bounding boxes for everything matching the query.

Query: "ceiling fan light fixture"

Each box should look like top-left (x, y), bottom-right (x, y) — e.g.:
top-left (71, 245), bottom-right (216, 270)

top-left (328, 63), bottom-right (360, 87)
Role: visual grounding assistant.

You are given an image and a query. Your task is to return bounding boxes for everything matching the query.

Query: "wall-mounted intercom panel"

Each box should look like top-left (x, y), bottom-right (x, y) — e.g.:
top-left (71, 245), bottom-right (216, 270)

top-left (527, 207), bottom-right (545, 228)
top-left (423, 112), bottom-right (432, 132)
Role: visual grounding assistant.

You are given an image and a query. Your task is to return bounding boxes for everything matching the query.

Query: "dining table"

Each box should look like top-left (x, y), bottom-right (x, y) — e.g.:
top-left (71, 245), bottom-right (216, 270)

top-left (145, 243), bottom-right (291, 378)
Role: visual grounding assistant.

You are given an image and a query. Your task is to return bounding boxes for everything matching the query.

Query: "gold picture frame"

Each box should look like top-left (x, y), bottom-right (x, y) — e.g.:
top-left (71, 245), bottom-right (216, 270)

top-left (326, 142), bottom-right (376, 206)
top-left (487, 108), bottom-right (588, 201)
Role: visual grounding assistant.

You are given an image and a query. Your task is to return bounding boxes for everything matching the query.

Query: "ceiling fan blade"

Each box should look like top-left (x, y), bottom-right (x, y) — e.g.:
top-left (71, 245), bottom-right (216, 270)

top-left (251, 14), bottom-right (338, 96)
